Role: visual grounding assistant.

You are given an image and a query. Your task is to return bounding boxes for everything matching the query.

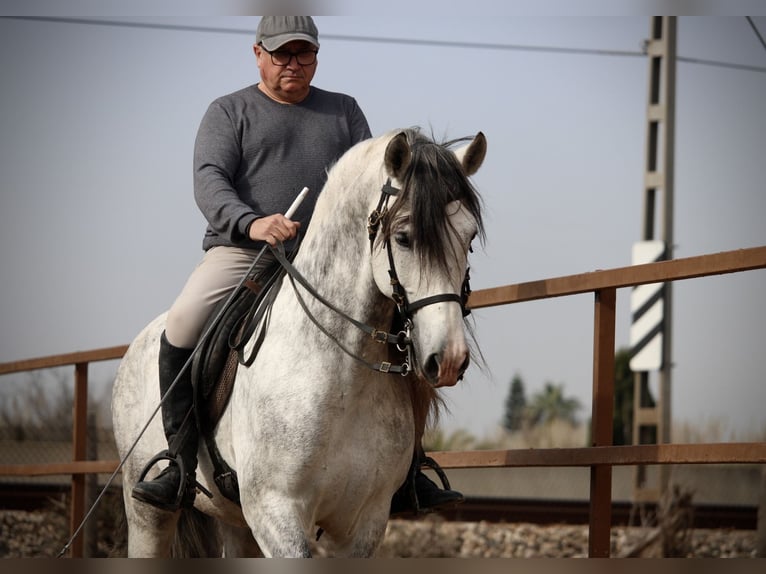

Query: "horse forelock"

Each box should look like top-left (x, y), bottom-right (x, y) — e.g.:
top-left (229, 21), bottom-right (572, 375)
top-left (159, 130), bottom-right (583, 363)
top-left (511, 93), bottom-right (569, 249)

top-left (381, 129), bottom-right (485, 274)
top-left (313, 130), bottom-right (484, 265)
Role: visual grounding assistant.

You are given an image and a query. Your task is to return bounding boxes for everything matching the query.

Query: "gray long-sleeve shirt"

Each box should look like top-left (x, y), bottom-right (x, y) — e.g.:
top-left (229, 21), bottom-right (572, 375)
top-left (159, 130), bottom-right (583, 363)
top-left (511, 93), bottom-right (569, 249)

top-left (193, 84), bottom-right (371, 251)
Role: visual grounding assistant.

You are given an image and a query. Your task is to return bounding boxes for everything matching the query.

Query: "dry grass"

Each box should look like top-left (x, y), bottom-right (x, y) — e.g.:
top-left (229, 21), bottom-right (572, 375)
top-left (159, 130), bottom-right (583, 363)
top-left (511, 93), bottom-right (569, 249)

top-left (426, 416), bottom-right (765, 454)
top-left (673, 417), bottom-right (766, 444)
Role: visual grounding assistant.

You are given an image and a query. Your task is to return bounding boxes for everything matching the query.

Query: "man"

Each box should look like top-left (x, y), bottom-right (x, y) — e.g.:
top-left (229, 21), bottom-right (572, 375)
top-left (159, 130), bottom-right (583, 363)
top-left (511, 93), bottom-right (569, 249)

top-left (131, 16), bottom-right (462, 516)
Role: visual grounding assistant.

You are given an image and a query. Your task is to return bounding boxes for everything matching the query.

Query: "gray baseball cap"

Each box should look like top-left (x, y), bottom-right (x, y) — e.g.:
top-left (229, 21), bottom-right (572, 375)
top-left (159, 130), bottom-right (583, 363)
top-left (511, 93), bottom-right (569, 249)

top-left (256, 16), bottom-right (319, 50)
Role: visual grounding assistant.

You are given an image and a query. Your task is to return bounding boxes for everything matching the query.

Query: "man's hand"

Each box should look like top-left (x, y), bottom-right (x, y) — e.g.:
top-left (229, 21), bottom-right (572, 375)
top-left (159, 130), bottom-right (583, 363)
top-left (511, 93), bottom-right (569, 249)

top-left (248, 214), bottom-right (301, 246)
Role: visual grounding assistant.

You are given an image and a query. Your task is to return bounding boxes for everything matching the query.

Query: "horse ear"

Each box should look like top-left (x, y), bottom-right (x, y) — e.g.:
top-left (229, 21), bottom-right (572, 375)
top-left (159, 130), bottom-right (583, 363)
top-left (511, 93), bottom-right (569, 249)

top-left (384, 131), bottom-right (411, 180)
top-left (455, 131), bottom-right (487, 176)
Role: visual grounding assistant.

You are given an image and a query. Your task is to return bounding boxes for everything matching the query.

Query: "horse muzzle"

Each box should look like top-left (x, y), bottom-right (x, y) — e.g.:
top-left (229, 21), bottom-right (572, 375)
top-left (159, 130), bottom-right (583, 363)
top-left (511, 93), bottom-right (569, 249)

top-left (423, 345), bottom-right (470, 388)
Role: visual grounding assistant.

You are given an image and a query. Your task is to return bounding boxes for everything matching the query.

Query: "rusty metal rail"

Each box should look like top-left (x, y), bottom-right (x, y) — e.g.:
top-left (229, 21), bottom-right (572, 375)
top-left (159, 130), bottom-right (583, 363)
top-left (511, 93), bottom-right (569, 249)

top-left (0, 245), bottom-right (764, 557)
top-left (0, 345), bottom-right (126, 558)
top-left (431, 442), bottom-right (766, 469)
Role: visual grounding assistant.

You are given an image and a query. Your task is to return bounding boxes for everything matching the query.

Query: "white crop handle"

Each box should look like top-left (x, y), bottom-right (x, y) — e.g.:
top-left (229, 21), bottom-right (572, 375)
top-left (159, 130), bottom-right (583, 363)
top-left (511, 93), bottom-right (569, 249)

top-left (285, 187), bottom-right (310, 219)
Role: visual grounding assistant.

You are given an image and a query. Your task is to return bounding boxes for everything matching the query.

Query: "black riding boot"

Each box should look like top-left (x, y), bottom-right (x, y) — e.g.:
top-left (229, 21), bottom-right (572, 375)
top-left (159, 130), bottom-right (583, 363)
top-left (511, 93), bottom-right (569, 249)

top-left (390, 447), bottom-right (464, 516)
top-left (131, 331), bottom-right (199, 512)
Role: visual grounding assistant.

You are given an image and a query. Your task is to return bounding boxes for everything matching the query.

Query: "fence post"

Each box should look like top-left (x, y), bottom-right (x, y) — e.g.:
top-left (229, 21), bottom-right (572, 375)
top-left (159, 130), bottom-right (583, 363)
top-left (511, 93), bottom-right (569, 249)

top-left (757, 466), bottom-right (766, 557)
top-left (589, 288), bottom-right (616, 557)
top-left (85, 411), bottom-right (98, 557)
top-left (69, 362), bottom-right (89, 558)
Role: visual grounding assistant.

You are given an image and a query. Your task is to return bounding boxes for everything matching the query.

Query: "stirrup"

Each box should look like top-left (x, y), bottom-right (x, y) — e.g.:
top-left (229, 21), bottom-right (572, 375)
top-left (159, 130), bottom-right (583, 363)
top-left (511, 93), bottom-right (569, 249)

top-left (136, 449), bottom-right (213, 508)
top-left (420, 455), bottom-right (453, 490)
top-left (390, 454), bottom-right (457, 517)
top-left (403, 454), bottom-right (449, 515)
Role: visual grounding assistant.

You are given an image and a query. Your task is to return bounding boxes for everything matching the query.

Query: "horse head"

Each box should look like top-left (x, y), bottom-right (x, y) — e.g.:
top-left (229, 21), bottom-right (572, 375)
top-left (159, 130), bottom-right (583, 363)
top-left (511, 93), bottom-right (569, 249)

top-left (371, 129), bottom-right (487, 388)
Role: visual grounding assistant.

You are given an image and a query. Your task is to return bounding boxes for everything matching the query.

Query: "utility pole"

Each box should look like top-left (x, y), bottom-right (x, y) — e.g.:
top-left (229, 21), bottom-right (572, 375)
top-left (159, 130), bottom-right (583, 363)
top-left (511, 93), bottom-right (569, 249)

top-left (630, 16), bottom-right (676, 512)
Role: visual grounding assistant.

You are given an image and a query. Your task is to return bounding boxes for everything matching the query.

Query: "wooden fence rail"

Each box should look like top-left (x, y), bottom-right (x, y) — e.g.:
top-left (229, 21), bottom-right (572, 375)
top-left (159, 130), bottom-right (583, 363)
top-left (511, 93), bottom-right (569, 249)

top-left (0, 344), bottom-right (127, 558)
top-left (1, 245), bottom-right (764, 557)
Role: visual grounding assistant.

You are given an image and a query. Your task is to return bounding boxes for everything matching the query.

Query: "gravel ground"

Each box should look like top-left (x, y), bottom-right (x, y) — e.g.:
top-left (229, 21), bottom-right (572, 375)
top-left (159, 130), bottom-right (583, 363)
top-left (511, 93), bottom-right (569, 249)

top-left (378, 517), bottom-right (759, 558)
top-left (0, 509), bottom-right (759, 558)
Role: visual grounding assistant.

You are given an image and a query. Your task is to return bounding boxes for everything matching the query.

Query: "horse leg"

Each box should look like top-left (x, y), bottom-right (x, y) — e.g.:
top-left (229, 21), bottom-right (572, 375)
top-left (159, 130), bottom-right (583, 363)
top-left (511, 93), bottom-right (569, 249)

top-left (247, 518), bottom-right (312, 557)
top-left (122, 494), bottom-right (180, 557)
top-left (241, 498), bottom-right (312, 557)
top-left (336, 514), bottom-right (390, 557)
top-left (219, 522), bottom-right (264, 557)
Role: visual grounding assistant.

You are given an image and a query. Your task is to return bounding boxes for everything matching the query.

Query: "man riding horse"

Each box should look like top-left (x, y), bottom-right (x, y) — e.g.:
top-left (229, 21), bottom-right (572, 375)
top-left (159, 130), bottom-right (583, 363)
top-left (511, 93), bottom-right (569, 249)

top-left (130, 16), bottom-right (463, 517)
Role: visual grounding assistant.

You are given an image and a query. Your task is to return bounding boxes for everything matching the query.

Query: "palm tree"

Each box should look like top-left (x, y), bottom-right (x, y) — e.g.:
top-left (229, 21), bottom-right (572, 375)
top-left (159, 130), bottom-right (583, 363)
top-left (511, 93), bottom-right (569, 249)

top-left (525, 382), bottom-right (581, 427)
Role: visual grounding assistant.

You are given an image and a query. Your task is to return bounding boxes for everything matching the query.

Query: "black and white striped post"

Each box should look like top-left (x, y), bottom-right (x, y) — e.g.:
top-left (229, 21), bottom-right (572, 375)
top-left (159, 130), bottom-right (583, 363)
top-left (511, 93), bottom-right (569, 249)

top-left (629, 240), bottom-right (666, 372)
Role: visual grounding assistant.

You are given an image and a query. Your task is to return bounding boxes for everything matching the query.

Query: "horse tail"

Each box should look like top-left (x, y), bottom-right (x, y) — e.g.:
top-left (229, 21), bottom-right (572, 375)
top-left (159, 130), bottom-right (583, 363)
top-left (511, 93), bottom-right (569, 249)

top-left (170, 508), bottom-right (222, 557)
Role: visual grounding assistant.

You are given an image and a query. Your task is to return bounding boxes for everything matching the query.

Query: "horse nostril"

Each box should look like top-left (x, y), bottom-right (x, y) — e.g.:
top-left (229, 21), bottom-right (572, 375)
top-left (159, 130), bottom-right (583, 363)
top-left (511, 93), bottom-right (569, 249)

top-left (424, 354), bottom-right (440, 381)
top-left (459, 354), bottom-right (470, 376)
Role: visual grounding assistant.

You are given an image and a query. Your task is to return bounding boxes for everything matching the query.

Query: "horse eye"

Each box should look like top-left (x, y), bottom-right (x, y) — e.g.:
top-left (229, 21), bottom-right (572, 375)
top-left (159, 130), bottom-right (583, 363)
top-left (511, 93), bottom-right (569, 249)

top-left (394, 232), bottom-right (410, 248)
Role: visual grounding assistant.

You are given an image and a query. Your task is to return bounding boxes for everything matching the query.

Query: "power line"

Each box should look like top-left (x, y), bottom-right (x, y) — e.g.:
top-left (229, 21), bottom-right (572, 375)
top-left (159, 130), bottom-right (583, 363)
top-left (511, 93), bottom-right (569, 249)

top-left (323, 31), bottom-right (646, 60)
top-left (746, 16), bottom-right (766, 54)
top-left (2, 16), bottom-right (259, 37)
top-left (1, 16), bottom-right (645, 58)
top-left (0, 15), bottom-right (644, 58)
top-left (4, 16), bottom-right (766, 74)
top-left (677, 55), bottom-right (766, 74)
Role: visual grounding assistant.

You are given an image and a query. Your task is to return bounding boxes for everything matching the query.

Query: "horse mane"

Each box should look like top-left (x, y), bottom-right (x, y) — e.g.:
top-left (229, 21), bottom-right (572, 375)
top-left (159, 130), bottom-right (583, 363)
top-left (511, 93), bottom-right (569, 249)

top-left (380, 128), bottom-right (486, 275)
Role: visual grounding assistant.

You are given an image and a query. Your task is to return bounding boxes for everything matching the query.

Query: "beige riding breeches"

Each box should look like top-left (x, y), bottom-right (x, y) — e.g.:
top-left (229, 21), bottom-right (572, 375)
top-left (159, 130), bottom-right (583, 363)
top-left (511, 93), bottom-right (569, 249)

top-left (164, 246), bottom-right (278, 349)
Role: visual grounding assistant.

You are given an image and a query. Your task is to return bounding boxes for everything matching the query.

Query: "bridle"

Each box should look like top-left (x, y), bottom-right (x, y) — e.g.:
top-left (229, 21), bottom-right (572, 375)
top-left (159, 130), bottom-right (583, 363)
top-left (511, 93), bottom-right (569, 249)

top-left (367, 177), bottom-right (472, 318)
top-left (269, 177), bottom-right (472, 378)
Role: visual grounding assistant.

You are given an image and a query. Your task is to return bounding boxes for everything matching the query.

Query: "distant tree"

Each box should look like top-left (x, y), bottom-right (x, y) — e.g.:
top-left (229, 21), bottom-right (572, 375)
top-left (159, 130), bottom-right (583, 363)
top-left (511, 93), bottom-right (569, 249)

top-left (526, 382), bottom-right (581, 427)
top-left (502, 373), bottom-right (527, 432)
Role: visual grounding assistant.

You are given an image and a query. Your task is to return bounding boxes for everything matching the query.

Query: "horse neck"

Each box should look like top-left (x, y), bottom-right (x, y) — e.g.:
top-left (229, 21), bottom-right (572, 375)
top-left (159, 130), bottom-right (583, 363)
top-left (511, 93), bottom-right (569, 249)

top-left (290, 175), bottom-right (390, 327)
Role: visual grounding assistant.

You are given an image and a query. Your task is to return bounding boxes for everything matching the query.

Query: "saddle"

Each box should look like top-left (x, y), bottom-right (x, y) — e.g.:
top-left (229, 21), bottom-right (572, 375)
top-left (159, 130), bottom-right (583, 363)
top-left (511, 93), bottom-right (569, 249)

top-left (190, 256), bottom-right (286, 505)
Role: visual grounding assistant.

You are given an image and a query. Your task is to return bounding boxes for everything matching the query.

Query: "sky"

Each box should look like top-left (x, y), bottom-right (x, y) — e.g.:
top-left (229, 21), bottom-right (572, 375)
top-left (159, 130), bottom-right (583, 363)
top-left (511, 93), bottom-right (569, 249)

top-left (1, 9), bottom-right (765, 442)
